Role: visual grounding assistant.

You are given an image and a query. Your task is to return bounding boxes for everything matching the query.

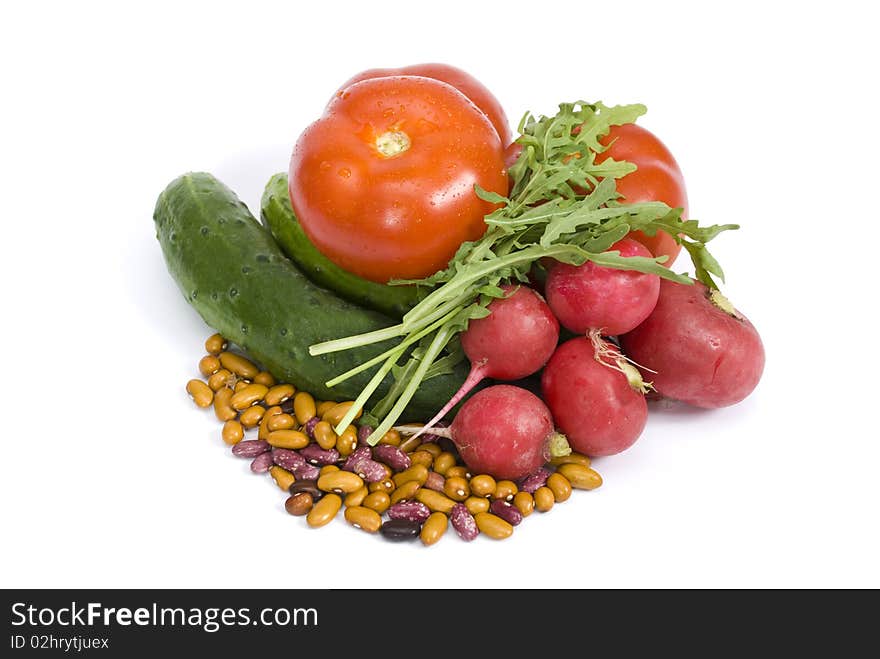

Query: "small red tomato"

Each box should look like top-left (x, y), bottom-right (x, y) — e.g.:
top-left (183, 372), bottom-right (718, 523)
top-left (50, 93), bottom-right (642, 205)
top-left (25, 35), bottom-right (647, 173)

top-left (290, 76), bottom-right (507, 283)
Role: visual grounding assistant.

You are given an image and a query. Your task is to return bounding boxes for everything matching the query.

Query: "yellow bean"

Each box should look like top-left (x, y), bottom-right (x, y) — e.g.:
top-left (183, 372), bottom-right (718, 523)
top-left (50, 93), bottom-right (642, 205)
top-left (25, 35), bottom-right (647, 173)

top-left (474, 512), bottom-right (513, 540)
top-left (550, 452), bottom-right (592, 468)
top-left (319, 465), bottom-right (340, 477)
top-left (306, 494), bottom-right (342, 528)
top-left (390, 481), bottom-right (421, 505)
top-left (313, 421), bottom-right (338, 450)
top-left (266, 430), bottom-right (309, 450)
top-left (547, 473), bottom-right (572, 502)
top-left (513, 491), bottom-right (535, 517)
top-left (556, 464), bottom-right (603, 490)
top-left (492, 480), bottom-right (518, 502)
top-left (253, 371), bottom-right (276, 387)
top-left (415, 489), bottom-right (456, 514)
top-left (344, 485), bottom-right (369, 508)
top-left (469, 474), bottom-right (496, 498)
top-left (186, 379), bottom-right (213, 408)
top-left (198, 355), bottom-right (221, 376)
top-left (363, 491), bottom-right (391, 514)
top-left (420, 512), bottom-right (448, 546)
top-left (315, 400), bottom-right (337, 417)
top-left (419, 443), bottom-right (442, 458)
top-left (322, 401), bottom-right (362, 427)
top-left (376, 429), bottom-right (401, 446)
top-left (445, 466), bottom-right (470, 479)
top-left (230, 384), bottom-right (269, 411)
top-left (433, 452), bottom-right (457, 476)
top-left (269, 466), bottom-right (295, 491)
top-left (258, 405), bottom-right (282, 440)
top-left (393, 464), bottom-right (428, 488)
top-left (336, 425), bottom-right (357, 457)
top-left (464, 496), bottom-right (490, 515)
top-left (207, 369), bottom-right (232, 391)
top-left (409, 450), bottom-right (434, 468)
top-left (212, 387), bottom-right (236, 422)
top-left (267, 413), bottom-right (297, 432)
top-left (534, 487), bottom-right (554, 512)
top-left (317, 471), bottom-right (364, 494)
top-left (293, 392), bottom-right (317, 424)
top-left (239, 405), bottom-right (265, 428)
top-left (219, 352), bottom-right (259, 379)
top-left (221, 420), bottom-right (244, 445)
top-left (204, 333), bottom-right (227, 355)
top-left (344, 506), bottom-right (382, 533)
top-left (265, 384), bottom-right (295, 407)
top-left (444, 476), bottom-right (470, 502)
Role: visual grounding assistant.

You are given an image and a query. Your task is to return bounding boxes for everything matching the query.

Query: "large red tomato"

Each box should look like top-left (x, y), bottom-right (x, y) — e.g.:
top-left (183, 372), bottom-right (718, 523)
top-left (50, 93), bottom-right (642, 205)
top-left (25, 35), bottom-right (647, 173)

top-left (597, 124), bottom-right (688, 265)
top-left (290, 76), bottom-right (507, 283)
top-left (334, 63), bottom-right (512, 145)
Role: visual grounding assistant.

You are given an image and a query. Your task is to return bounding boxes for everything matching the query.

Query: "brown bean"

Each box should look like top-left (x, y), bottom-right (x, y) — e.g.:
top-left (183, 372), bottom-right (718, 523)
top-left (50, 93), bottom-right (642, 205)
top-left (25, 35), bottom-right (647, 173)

top-left (186, 379), bottom-right (213, 408)
top-left (265, 384), bottom-right (295, 407)
top-left (399, 434), bottom-right (422, 453)
top-left (288, 479), bottom-right (322, 499)
top-left (415, 488), bottom-right (456, 514)
top-left (336, 425), bottom-right (357, 457)
top-left (445, 466), bottom-right (470, 479)
top-left (444, 476), bottom-right (470, 502)
top-left (344, 506), bottom-right (382, 533)
top-left (207, 369), bottom-right (232, 391)
top-left (269, 466), bottom-right (295, 491)
top-left (313, 421), bottom-right (337, 450)
top-left (266, 430), bottom-right (309, 450)
top-left (433, 452), bottom-right (457, 476)
top-left (392, 464), bottom-right (429, 488)
top-left (469, 474), bottom-right (497, 498)
top-left (464, 496), bottom-right (490, 515)
top-left (376, 429), bottom-right (401, 446)
top-left (293, 392), bottom-right (317, 425)
top-left (221, 420), bottom-right (244, 445)
top-left (559, 464), bottom-right (603, 490)
top-left (285, 492), bottom-right (313, 516)
top-left (258, 405), bottom-right (281, 440)
top-left (390, 481), bottom-right (421, 505)
top-left (474, 512), bottom-right (513, 540)
top-left (198, 355), bottom-right (221, 376)
top-left (492, 480), bottom-right (518, 502)
top-left (267, 413), bottom-right (296, 432)
top-left (550, 452), bottom-right (592, 468)
top-left (252, 371), bottom-right (275, 387)
top-left (409, 450), bottom-right (434, 468)
top-left (420, 512), bottom-right (448, 546)
top-left (322, 401), bottom-right (361, 428)
top-left (344, 485), bottom-right (369, 508)
top-left (513, 491), bottom-right (535, 517)
top-left (239, 405), bottom-right (266, 428)
top-left (317, 470), bottom-right (364, 494)
top-left (368, 479), bottom-right (396, 494)
top-left (547, 473), bottom-right (572, 502)
top-left (534, 486), bottom-right (555, 512)
top-left (230, 383), bottom-right (269, 411)
top-left (419, 442), bottom-right (442, 458)
top-left (319, 464), bottom-right (340, 476)
top-left (205, 333), bottom-right (228, 355)
top-left (218, 352), bottom-right (259, 379)
top-left (212, 387), bottom-right (236, 422)
top-left (314, 400), bottom-right (335, 417)
top-left (306, 493), bottom-right (342, 528)
top-left (233, 380), bottom-right (249, 392)
top-left (363, 491), bottom-right (391, 514)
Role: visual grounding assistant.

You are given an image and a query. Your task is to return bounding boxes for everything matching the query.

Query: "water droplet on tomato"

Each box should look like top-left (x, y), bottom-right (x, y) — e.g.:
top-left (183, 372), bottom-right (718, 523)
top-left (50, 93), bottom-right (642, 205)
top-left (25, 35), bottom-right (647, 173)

top-left (338, 168), bottom-right (351, 179)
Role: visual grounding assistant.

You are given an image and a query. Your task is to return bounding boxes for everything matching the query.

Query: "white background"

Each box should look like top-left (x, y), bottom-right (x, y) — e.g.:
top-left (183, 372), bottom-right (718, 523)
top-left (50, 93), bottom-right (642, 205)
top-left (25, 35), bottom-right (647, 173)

top-left (2, 0), bottom-right (877, 589)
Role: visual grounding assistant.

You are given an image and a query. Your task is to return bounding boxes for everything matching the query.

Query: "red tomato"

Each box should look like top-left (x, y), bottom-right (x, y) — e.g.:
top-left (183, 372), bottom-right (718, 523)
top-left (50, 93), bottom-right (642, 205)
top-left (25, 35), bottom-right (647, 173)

top-left (597, 124), bottom-right (688, 265)
top-left (335, 63), bottom-right (511, 145)
top-left (290, 76), bottom-right (507, 283)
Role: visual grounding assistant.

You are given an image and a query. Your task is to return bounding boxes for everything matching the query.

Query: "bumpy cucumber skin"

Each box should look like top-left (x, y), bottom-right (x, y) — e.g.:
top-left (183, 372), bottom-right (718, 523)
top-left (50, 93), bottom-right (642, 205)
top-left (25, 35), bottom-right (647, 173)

top-left (153, 172), bottom-right (466, 419)
top-left (261, 173), bottom-right (424, 319)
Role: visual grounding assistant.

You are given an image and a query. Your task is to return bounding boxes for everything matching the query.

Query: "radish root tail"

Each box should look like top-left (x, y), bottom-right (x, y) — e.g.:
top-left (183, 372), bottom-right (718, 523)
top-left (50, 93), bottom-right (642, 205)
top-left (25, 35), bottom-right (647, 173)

top-left (588, 329), bottom-right (655, 394)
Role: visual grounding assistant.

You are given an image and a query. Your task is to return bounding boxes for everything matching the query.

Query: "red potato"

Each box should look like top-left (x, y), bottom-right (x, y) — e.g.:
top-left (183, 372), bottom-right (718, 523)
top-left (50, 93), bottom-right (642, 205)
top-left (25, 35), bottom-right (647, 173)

top-left (544, 238), bottom-right (661, 336)
top-left (411, 285), bottom-right (559, 438)
top-left (541, 336), bottom-right (648, 457)
top-left (420, 385), bottom-right (569, 480)
top-left (620, 278), bottom-right (764, 408)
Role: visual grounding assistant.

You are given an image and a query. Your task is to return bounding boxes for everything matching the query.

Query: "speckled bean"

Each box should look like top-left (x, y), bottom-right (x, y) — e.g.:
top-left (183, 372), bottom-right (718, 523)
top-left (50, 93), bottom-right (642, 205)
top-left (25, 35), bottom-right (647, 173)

top-left (300, 444), bottom-right (340, 466)
top-left (303, 416), bottom-right (320, 439)
top-left (342, 446), bottom-right (386, 482)
top-left (357, 425), bottom-right (373, 446)
top-left (294, 463), bottom-right (321, 481)
top-left (232, 439), bottom-right (270, 458)
top-left (387, 500), bottom-right (431, 523)
top-left (372, 444), bottom-right (411, 471)
top-left (424, 471), bottom-right (445, 492)
top-left (250, 452), bottom-right (274, 474)
top-left (518, 467), bottom-right (552, 494)
top-left (272, 448), bottom-right (306, 472)
top-left (450, 503), bottom-right (479, 542)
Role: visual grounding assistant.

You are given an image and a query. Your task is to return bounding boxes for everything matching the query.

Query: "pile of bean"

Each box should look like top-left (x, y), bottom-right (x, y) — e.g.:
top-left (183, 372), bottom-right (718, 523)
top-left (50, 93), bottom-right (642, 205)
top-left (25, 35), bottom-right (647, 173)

top-left (186, 334), bottom-right (603, 544)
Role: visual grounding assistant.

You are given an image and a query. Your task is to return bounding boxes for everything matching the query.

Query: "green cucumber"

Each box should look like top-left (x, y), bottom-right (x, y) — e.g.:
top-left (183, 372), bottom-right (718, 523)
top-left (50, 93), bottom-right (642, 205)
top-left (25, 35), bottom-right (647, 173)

top-left (154, 172), bottom-right (465, 420)
top-left (260, 173), bottom-right (424, 319)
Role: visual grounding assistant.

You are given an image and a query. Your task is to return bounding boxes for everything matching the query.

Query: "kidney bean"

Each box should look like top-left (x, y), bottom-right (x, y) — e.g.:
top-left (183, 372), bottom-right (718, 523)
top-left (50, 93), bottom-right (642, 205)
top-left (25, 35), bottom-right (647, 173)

top-left (342, 446), bottom-right (386, 482)
top-left (294, 463), bottom-right (321, 481)
top-left (424, 471), bottom-right (445, 492)
top-left (250, 452), bottom-right (274, 474)
top-left (489, 499), bottom-right (523, 526)
top-left (379, 519), bottom-right (421, 541)
top-left (518, 467), bottom-right (552, 494)
top-left (289, 479), bottom-right (322, 500)
top-left (357, 425), bottom-right (373, 446)
top-left (303, 416), bottom-right (319, 439)
top-left (300, 444), bottom-right (340, 466)
top-left (372, 444), bottom-right (411, 471)
top-left (272, 448), bottom-right (306, 472)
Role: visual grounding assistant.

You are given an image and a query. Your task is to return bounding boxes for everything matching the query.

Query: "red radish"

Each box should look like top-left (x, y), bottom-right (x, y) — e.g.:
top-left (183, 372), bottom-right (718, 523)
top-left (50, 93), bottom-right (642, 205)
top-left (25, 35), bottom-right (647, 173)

top-left (400, 385), bottom-right (570, 480)
top-left (620, 278), bottom-right (764, 408)
top-left (541, 335), bottom-right (648, 457)
top-left (411, 284), bottom-right (559, 438)
top-left (544, 237), bottom-right (661, 336)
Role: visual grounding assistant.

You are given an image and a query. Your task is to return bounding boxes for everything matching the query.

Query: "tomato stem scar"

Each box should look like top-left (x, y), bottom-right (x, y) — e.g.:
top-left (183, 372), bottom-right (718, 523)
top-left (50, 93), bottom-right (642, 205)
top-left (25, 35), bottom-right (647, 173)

top-left (375, 130), bottom-right (411, 158)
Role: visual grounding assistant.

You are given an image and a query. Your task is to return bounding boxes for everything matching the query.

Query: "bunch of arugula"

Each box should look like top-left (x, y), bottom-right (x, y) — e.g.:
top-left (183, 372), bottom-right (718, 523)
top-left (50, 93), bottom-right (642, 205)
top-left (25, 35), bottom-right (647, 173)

top-left (309, 101), bottom-right (737, 443)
